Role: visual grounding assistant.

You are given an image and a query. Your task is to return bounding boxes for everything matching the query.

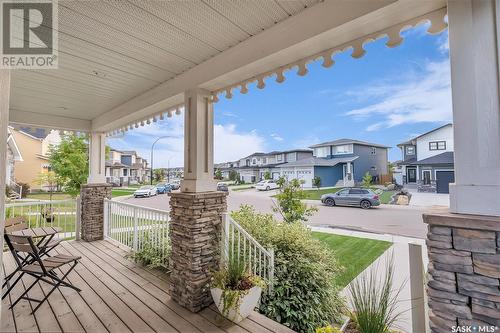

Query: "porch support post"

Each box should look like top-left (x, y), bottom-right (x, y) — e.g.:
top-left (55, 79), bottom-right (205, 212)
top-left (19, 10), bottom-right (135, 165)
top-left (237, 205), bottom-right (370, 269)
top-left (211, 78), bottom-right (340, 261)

top-left (0, 70), bottom-right (11, 287)
top-left (424, 2), bottom-right (500, 332)
top-left (80, 132), bottom-right (111, 241)
top-left (447, 0), bottom-right (500, 217)
top-left (169, 89), bottom-right (227, 312)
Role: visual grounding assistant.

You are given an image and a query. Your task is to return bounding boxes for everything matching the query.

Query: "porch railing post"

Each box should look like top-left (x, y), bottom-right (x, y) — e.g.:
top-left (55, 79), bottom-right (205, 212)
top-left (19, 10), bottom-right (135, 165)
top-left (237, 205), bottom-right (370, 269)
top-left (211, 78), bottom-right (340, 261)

top-left (409, 242), bottom-right (428, 333)
top-left (102, 198), bottom-right (108, 239)
top-left (76, 196), bottom-right (82, 240)
top-left (133, 207), bottom-right (138, 251)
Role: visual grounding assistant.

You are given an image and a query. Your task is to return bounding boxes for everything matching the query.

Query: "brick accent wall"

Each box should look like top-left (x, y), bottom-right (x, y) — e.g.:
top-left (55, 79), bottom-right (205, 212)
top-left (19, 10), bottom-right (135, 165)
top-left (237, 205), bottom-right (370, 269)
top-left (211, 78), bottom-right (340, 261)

top-left (168, 191), bottom-right (227, 312)
top-left (423, 209), bottom-right (500, 332)
top-left (80, 183), bottom-right (112, 241)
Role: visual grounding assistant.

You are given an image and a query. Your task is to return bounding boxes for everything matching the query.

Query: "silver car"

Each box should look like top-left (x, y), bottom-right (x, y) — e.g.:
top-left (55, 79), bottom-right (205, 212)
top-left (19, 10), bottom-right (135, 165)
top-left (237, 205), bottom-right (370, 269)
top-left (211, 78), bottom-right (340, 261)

top-left (321, 188), bottom-right (380, 209)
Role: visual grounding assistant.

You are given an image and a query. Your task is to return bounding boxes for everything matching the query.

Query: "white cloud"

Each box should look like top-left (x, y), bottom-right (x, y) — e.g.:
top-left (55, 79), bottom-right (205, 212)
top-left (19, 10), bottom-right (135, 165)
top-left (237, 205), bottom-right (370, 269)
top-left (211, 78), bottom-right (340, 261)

top-left (270, 133), bottom-right (284, 142)
top-left (345, 60), bottom-right (452, 131)
top-left (107, 118), bottom-right (266, 167)
top-left (214, 124), bottom-right (266, 163)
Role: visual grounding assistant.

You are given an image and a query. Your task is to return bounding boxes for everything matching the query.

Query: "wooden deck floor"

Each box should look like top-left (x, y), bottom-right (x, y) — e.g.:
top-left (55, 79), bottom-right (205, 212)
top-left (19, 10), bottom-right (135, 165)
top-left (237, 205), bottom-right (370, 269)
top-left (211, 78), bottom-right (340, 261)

top-left (1, 239), bottom-right (294, 333)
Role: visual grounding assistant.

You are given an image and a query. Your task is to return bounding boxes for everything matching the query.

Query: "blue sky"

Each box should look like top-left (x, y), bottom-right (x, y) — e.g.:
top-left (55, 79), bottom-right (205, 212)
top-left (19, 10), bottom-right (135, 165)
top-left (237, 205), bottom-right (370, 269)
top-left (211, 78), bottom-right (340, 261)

top-left (108, 24), bottom-right (451, 168)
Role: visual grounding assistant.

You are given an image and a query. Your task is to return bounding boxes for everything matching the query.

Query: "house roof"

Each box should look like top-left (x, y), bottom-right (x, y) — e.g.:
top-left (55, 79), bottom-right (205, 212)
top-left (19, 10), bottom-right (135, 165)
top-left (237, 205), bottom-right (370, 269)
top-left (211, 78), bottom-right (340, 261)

top-left (399, 157), bottom-right (417, 165)
top-left (412, 152), bottom-right (454, 165)
top-left (277, 156), bottom-right (359, 168)
top-left (397, 123), bottom-right (452, 147)
top-left (309, 139), bottom-right (390, 149)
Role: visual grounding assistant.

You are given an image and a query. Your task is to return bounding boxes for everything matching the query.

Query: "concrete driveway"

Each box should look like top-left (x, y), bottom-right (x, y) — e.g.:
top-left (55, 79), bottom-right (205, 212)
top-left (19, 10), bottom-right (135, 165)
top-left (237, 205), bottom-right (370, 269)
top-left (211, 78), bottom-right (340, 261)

top-left (118, 188), bottom-right (432, 239)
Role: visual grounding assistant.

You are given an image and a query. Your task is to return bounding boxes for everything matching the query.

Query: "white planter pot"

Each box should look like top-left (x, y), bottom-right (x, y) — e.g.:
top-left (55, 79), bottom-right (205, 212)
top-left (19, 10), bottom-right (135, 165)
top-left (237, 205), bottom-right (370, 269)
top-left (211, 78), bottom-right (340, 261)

top-left (211, 286), bottom-right (262, 323)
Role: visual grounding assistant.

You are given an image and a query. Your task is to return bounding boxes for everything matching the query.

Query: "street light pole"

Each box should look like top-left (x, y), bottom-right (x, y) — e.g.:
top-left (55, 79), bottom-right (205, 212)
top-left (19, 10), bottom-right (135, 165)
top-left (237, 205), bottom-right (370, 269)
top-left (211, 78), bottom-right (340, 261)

top-left (150, 136), bottom-right (173, 185)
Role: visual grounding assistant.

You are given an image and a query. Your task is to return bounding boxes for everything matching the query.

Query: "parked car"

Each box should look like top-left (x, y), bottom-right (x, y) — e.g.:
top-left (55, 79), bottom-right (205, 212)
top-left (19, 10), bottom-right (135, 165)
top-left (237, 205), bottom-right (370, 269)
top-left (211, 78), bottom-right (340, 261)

top-left (217, 183), bottom-right (228, 192)
top-left (169, 182), bottom-right (180, 190)
top-left (321, 188), bottom-right (380, 209)
top-left (156, 183), bottom-right (172, 194)
top-left (254, 180), bottom-right (280, 191)
top-left (133, 185), bottom-right (158, 198)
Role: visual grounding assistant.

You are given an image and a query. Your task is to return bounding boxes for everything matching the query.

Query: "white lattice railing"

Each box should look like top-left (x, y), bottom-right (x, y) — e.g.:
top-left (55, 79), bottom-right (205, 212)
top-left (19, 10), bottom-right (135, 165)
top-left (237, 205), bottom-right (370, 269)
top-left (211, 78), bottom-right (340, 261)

top-left (5, 199), bottom-right (78, 239)
top-left (223, 213), bottom-right (274, 292)
top-left (103, 199), bottom-right (170, 265)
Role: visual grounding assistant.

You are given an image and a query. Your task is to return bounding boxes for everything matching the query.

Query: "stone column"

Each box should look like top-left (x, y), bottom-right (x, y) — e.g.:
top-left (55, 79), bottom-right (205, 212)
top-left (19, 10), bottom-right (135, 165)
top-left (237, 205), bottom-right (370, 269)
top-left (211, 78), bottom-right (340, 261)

top-left (168, 191), bottom-right (227, 312)
top-left (80, 183), bottom-right (112, 241)
top-left (424, 209), bottom-right (500, 332)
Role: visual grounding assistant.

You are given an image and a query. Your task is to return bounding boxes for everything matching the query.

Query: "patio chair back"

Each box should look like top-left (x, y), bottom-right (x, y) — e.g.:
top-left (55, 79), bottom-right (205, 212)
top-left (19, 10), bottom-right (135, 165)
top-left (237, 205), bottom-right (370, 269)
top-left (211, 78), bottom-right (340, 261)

top-left (4, 216), bottom-right (28, 234)
top-left (4, 234), bottom-right (45, 272)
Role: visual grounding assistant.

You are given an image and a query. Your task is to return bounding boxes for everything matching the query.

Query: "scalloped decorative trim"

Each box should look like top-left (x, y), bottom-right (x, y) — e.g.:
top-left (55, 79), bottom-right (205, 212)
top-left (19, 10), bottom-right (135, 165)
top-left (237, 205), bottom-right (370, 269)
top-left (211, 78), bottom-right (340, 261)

top-left (210, 8), bottom-right (448, 103)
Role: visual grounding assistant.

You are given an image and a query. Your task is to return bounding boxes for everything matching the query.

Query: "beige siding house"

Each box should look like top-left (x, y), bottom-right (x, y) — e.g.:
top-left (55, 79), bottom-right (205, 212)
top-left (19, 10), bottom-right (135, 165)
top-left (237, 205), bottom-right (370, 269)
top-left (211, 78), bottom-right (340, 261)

top-left (10, 128), bottom-right (61, 190)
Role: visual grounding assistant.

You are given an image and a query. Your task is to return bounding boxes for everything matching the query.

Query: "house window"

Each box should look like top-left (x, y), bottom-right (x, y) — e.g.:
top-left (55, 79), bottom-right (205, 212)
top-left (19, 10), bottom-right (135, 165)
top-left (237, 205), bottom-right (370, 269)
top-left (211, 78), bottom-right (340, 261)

top-left (314, 147), bottom-right (329, 158)
top-left (263, 158), bottom-right (267, 164)
top-left (406, 146), bottom-right (415, 155)
top-left (252, 158), bottom-right (257, 164)
top-left (276, 154), bottom-right (283, 162)
top-left (429, 141), bottom-right (446, 150)
top-left (371, 147), bottom-right (377, 155)
top-left (333, 144), bottom-right (353, 155)
top-left (123, 169), bottom-right (128, 176)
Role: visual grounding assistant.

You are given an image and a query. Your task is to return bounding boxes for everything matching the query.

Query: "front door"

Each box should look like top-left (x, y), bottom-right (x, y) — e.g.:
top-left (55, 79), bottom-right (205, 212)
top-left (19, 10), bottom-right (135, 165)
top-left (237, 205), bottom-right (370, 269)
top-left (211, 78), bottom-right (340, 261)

top-left (407, 167), bottom-right (417, 183)
top-left (436, 171), bottom-right (455, 194)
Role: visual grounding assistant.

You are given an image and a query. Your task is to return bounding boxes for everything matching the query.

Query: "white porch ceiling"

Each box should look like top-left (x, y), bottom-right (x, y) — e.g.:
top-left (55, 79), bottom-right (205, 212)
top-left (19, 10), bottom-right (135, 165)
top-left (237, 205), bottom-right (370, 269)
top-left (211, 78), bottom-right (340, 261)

top-left (8, 0), bottom-right (447, 133)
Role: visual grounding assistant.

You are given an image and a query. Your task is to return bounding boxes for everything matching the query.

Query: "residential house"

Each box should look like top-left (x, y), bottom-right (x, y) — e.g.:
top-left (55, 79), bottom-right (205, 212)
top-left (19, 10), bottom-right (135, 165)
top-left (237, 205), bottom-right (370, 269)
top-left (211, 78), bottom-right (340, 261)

top-left (276, 139), bottom-right (390, 188)
top-left (10, 128), bottom-right (61, 191)
top-left (105, 149), bottom-right (150, 186)
top-left (5, 128), bottom-right (23, 197)
top-left (397, 123), bottom-right (454, 193)
top-left (230, 149), bottom-right (313, 183)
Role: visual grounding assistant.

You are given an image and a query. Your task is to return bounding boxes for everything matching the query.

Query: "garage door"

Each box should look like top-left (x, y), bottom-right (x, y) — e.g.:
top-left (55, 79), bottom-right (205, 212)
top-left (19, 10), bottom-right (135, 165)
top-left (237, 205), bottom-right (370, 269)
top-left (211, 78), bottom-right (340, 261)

top-left (296, 169), bottom-right (313, 188)
top-left (436, 171), bottom-right (455, 194)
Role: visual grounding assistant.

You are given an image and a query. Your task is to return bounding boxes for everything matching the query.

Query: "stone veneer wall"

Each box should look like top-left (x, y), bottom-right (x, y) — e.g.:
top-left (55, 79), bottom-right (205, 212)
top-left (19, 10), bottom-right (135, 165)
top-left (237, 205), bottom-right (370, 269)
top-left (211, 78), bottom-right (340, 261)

top-left (424, 209), bottom-right (500, 332)
top-left (168, 191), bottom-right (227, 312)
top-left (80, 183), bottom-right (112, 241)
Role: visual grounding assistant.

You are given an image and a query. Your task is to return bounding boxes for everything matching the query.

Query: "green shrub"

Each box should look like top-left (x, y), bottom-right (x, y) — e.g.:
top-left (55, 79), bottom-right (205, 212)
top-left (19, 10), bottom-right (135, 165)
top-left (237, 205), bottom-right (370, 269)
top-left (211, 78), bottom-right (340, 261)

top-left (232, 205), bottom-right (345, 332)
top-left (128, 234), bottom-right (171, 270)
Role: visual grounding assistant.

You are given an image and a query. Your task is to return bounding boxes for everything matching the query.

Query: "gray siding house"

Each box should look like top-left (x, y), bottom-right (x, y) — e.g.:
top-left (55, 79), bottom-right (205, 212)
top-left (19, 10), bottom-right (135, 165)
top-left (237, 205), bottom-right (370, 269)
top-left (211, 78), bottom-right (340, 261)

top-left (397, 123), bottom-right (454, 193)
top-left (277, 139), bottom-right (390, 188)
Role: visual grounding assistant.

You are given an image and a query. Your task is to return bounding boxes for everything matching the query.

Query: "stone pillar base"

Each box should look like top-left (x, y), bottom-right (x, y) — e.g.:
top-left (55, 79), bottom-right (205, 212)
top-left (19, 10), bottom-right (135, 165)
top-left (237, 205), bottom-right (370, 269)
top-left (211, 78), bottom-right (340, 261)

top-left (423, 208), bottom-right (500, 332)
top-left (168, 191), bottom-right (227, 312)
top-left (80, 183), bottom-right (112, 242)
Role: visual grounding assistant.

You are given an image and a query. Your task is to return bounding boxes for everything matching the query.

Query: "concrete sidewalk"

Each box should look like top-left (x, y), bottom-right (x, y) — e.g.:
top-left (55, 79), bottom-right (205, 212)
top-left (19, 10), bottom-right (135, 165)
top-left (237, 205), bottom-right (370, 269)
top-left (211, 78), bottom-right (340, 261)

top-left (312, 227), bottom-right (428, 333)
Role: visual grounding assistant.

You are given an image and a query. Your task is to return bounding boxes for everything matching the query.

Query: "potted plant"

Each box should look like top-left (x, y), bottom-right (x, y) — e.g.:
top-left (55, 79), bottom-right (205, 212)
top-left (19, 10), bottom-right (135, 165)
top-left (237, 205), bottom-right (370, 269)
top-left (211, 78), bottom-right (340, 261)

top-left (210, 254), bottom-right (265, 323)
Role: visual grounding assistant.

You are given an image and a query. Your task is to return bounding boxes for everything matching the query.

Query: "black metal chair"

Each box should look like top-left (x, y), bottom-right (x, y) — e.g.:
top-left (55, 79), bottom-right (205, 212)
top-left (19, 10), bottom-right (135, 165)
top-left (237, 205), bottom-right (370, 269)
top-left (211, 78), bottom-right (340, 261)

top-left (2, 217), bottom-right (61, 297)
top-left (3, 233), bottom-right (81, 313)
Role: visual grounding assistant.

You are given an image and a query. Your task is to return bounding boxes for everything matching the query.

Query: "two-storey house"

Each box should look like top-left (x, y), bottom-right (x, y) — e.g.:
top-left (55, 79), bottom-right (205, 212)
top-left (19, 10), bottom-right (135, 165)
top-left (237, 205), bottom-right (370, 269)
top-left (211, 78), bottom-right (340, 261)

top-left (105, 149), bottom-right (150, 186)
top-left (397, 123), bottom-right (454, 193)
top-left (276, 139), bottom-right (389, 188)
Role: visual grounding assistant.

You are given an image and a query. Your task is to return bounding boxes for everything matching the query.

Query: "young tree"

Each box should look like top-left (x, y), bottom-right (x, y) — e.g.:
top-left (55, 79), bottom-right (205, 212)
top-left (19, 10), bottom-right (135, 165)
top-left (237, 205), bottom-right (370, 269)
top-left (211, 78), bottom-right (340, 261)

top-left (153, 168), bottom-right (165, 182)
top-left (362, 171), bottom-right (374, 189)
top-left (214, 169), bottom-right (223, 180)
top-left (263, 171), bottom-right (271, 180)
top-left (312, 176), bottom-right (321, 189)
top-left (273, 178), bottom-right (318, 223)
top-left (228, 170), bottom-right (239, 182)
top-left (34, 171), bottom-right (60, 202)
top-left (48, 133), bottom-right (88, 197)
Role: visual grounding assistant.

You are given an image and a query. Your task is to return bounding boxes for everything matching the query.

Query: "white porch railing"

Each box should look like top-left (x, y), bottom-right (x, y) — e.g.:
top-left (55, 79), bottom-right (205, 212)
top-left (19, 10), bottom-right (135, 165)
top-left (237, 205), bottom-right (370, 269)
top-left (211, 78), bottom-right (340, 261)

top-left (223, 213), bottom-right (274, 292)
top-left (5, 199), bottom-right (78, 239)
top-left (103, 199), bottom-right (170, 265)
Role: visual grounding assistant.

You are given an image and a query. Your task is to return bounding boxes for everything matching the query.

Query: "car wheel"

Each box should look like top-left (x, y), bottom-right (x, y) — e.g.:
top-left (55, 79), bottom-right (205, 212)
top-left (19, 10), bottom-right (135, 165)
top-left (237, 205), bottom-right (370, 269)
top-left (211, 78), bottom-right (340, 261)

top-left (324, 198), bottom-right (335, 206)
top-left (266, 186), bottom-right (270, 191)
top-left (360, 200), bottom-right (371, 209)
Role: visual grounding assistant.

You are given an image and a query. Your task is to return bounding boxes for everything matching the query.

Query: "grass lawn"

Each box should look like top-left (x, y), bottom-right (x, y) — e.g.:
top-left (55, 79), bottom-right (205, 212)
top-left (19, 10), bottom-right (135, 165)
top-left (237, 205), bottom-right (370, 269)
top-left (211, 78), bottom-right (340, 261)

top-left (312, 232), bottom-right (392, 288)
top-left (112, 189), bottom-right (136, 197)
top-left (378, 190), bottom-right (396, 204)
top-left (26, 192), bottom-right (72, 200)
top-left (231, 185), bottom-right (254, 191)
top-left (302, 188), bottom-right (342, 200)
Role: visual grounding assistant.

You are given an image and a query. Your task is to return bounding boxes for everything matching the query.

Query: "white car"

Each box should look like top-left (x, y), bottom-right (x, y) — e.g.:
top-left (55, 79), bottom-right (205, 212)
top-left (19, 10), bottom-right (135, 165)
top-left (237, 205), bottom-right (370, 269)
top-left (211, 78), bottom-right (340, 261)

top-left (255, 180), bottom-right (280, 191)
top-left (133, 185), bottom-right (157, 198)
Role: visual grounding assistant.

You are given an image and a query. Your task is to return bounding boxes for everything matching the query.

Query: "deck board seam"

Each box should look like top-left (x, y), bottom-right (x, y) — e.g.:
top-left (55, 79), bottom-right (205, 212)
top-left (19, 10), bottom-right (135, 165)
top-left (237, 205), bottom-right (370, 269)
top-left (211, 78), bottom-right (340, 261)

top-left (52, 246), bottom-right (133, 333)
top-left (67, 241), bottom-right (186, 333)
top-left (60, 242), bottom-right (171, 333)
